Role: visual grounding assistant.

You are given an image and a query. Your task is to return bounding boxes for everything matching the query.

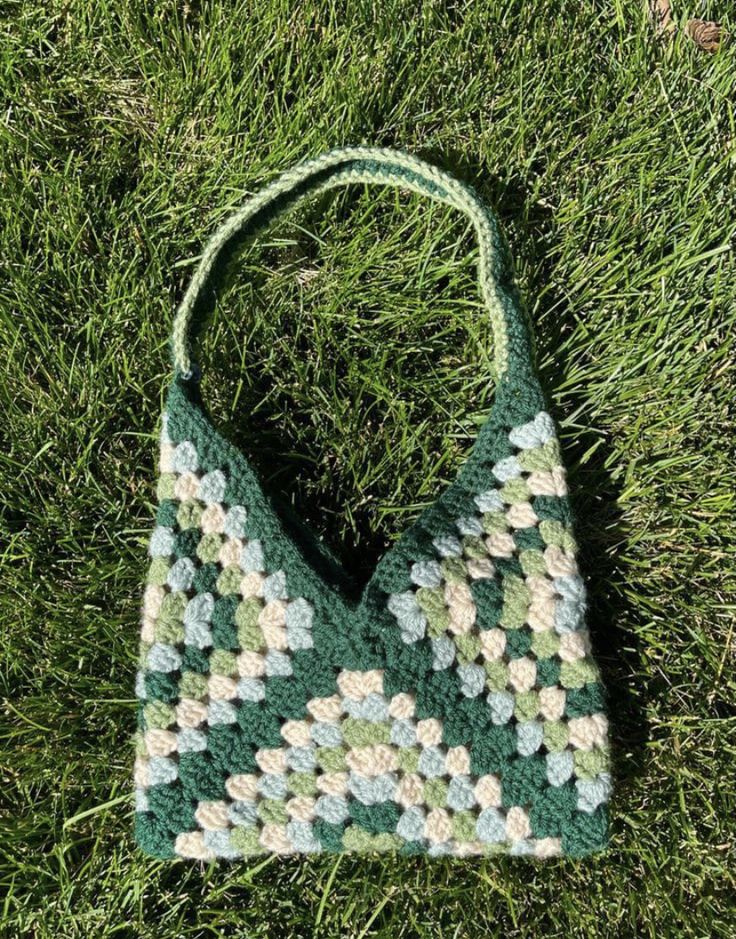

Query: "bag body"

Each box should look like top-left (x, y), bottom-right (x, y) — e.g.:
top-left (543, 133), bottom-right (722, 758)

top-left (133, 147), bottom-right (611, 860)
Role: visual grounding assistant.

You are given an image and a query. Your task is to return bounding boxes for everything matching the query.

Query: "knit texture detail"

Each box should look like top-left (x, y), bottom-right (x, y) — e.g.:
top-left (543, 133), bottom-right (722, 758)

top-left (134, 147), bottom-right (610, 859)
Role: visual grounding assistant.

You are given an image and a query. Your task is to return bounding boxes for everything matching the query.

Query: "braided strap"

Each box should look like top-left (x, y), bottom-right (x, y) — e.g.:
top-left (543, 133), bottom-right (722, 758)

top-left (171, 146), bottom-right (534, 384)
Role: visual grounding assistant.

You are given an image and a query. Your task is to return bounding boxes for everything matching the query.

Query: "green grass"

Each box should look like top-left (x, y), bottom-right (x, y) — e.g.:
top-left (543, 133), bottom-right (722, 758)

top-left (1, 0), bottom-right (735, 935)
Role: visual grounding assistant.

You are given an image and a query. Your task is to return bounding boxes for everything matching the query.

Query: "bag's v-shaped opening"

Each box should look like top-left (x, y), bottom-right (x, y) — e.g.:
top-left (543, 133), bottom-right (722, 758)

top-left (173, 375), bottom-right (511, 614)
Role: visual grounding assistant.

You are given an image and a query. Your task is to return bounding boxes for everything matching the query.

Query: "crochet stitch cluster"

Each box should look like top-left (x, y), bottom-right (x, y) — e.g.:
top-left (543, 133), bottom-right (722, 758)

top-left (133, 147), bottom-right (611, 859)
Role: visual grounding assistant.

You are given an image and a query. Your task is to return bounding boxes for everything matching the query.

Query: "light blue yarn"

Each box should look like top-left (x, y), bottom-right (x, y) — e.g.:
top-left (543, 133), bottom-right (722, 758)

top-left (184, 593), bottom-right (214, 648)
top-left (286, 624), bottom-right (313, 651)
top-left (431, 636), bottom-right (456, 671)
top-left (396, 805), bottom-right (426, 841)
top-left (555, 574), bottom-right (586, 601)
top-left (388, 592), bottom-right (427, 644)
top-left (417, 746), bottom-right (445, 778)
top-left (315, 795), bottom-right (349, 823)
top-left (183, 620), bottom-right (212, 651)
top-left (516, 720), bottom-right (544, 756)
top-left (285, 597), bottom-right (313, 630)
top-left (554, 598), bottom-right (586, 634)
top-left (458, 663), bottom-right (486, 698)
top-left (207, 700), bottom-right (237, 725)
top-left (263, 570), bottom-right (288, 602)
top-left (474, 489), bottom-right (504, 513)
top-left (147, 643), bottom-right (181, 673)
top-left (343, 693), bottom-right (389, 722)
top-left (432, 534), bottom-right (463, 557)
top-left (488, 691), bottom-right (515, 725)
top-left (223, 504), bottom-right (248, 538)
top-left (390, 718), bottom-right (417, 747)
top-left (348, 772), bottom-right (397, 805)
top-left (240, 539), bottom-right (265, 572)
top-left (265, 650), bottom-right (293, 677)
top-left (203, 829), bottom-right (240, 858)
top-left (149, 526), bottom-right (175, 558)
top-left (135, 671), bottom-right (147, 699)
top-left (286, 820), bottom-right (322, 853)
top-left (198, 469), bottom-right (226, 504)
top-left (447, 775), bottom-right (476, 811)
top-left (546, 750), bottom-right (574, 786)
top-left (427, 841), bottom-right (453, 857)
top-left (476, 807), bottom-right (506, 843)
top-left (167, 557), bottom-right (195, 592)
top-left (509, 839), bottom-right (535, 856)
top-left (410, 560), bottom-right (443, 588)
top-left (287, 745), bottom-right (317, 772)
top-left (171, 440), bottom-right (198, 473)
top-left (177, 728), bottom-right (207, 752)
top-left (229, 800), bottom-right (258, 827)
top-left (184, 592), bottom-right (214, 626)
top-left (508, 411), bottom-right (555, 450)
top-left (310, 721), bottom-right (343, 747)
top-left (258, 773), bottom-right (288, 799)
top-left (576, 773), bottom-right (612, 813)
top-left (236, 677), bottom-right (265, 702)
top-left (492, 455), bottom-right (522, 482)
top-left (456, 515), bottom-right (484, 537)
top-left (148, 756), bottom-right (178, 786)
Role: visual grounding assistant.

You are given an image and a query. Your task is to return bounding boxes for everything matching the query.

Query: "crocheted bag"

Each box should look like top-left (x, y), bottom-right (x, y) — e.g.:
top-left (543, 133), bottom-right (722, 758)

top-left (133, 147), bottom-right (611, 860)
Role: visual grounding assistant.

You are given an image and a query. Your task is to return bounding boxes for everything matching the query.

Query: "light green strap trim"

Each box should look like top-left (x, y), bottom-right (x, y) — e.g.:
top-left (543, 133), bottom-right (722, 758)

top-left (171, 146), bottom-right (532, 381)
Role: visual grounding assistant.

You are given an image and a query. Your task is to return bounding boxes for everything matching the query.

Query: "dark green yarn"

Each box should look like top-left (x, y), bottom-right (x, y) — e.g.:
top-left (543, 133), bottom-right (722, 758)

top-left (470, 578), bottom-right (503, 629)
top-left (399, 840), bottom-right (428, 856)
top-left (536, 657), bottom-right (561, 687)
top-left (236, 702), bottom-right (284, 749)
top-left (290, 650), bottom-right (339, 699)
top-left (443, 696), bottom-right (497, 748)
top-left (211, 596), bottom-right (239, 649)
top-left (178, 752), bottom-right (228, 802)
top-left (532, 495), bottom-right (572, 527)
top-left (413, 668), bottom-right (461, 721)
top-left (135, 812), bottom-right (175, 859)
top-left (180, 646), bottom-right (209, 674)
top-left (500, 755), bottom-right (548, 807)
top-left (565, 683), bottom-right (606, 718)
top-left (147, 782), bottom-right (197, 833)
top-left (561, 806), bottom-right (609, 857)
top-left (174, 529), bottom-right (200, 560)
top-left (156, 499), bottom-right (179, 528)
top-left (470, 725), bottom-right (517, 775)
top-left (493, 556), bottom-right (524, 580)
top-left (212, 595), bottom-right (239, 625)
top-left (513, 527), bottom-right (545, 552)
top-left (192, 562), bottom-right (220, 595)
top-left (528, 782), bottom-right (578, 839)
top-left (314, 820), bottom-right (346, 853)
top-left (208, 725), bottom-right (258, 775)
top-left (349, 801), bottom-right (400, 834)
top-left (263, 677), bottom-right (310, 720)
top-left (504, 628), bottom-right (532, 659)
top-left (144, 671), bottom-right (179, 703)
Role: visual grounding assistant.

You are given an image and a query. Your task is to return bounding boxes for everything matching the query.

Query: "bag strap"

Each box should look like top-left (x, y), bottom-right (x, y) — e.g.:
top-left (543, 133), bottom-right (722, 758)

top-left (171, 146), bottom-right (534, 384)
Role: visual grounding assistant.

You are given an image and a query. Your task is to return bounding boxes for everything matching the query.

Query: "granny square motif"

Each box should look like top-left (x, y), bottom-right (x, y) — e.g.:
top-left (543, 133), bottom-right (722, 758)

top-left (133, 147), bottom-right (611, 860)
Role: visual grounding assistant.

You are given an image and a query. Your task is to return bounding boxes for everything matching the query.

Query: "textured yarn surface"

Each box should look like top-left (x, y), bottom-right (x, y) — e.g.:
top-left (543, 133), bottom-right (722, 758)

top-left (134, 147), bottom-right (611, 859)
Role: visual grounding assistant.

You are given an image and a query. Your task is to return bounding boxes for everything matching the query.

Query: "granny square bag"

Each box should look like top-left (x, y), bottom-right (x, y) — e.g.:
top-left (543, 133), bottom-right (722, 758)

top-left (133, 147), bottom-right (611, 860)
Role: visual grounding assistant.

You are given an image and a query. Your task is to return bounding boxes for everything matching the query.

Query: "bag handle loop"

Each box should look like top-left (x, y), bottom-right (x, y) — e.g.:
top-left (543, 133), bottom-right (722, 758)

top-left (171, 146), bottom-right (533, 383)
